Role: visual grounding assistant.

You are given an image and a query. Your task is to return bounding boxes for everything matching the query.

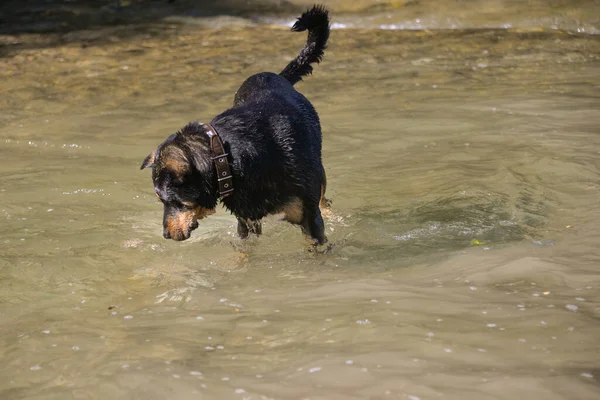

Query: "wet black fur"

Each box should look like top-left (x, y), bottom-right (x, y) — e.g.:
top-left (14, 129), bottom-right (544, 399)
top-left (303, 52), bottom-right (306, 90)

top-left (141, 5), bottom-right (331, 244)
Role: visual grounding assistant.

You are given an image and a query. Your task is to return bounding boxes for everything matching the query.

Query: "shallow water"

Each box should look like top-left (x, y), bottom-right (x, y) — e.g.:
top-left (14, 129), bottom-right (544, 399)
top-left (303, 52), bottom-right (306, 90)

top-left (1, 5), bottom-right (600, 400)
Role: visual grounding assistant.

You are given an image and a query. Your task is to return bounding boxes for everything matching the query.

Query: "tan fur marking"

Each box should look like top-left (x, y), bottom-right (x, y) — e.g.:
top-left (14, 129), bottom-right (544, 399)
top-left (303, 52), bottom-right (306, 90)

top-left (281, 198), bottom-right (304, 224)
top-left (193, 206), bottom-right (216, 220)
top-left (167, 207), bottom-right (216, 240)
top-left (166, 215), bottom-right (179, 238)
top-left (319, 184), bottom-right (331, 209)
top-left (164, 158), bottom-right (189, 176)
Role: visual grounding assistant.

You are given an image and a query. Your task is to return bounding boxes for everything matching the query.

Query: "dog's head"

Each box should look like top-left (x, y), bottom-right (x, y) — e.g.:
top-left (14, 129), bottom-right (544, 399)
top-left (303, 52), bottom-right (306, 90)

top-left (141, 122), bottom-right (218, 241)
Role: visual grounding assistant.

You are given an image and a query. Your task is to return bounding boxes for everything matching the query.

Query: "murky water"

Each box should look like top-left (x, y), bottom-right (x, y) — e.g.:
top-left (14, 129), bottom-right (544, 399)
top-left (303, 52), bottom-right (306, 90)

top-left (1, 2), bottom-right (600, 399)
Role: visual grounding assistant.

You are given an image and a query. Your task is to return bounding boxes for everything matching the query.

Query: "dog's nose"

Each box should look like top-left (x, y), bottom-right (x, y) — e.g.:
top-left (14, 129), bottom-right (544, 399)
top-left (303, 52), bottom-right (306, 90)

top-left (163, 230), bottom-right (171, 239)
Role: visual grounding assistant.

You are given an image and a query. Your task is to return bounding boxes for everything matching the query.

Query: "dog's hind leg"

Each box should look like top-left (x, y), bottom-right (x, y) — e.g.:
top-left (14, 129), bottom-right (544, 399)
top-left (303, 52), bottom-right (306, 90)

top-left (300, 200), bottom-right (327, 245)
top-left (237, 218), bottom-right (262, 239)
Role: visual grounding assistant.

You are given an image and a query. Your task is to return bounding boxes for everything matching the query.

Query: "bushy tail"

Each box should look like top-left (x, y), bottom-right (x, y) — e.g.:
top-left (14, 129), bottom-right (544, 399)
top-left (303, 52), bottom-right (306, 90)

top-left (279, 5), bottom-right (330, 85)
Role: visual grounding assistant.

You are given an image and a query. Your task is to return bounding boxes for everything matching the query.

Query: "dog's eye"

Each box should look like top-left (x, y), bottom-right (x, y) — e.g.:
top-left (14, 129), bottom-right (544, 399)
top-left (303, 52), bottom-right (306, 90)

top-left (181, 201), bottom-right (196, 209)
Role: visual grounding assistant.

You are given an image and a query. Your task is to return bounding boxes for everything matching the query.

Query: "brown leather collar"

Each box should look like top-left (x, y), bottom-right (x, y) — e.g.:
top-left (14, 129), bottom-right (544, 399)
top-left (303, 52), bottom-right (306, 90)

top-left (202, 123), bottom-right (233, 198)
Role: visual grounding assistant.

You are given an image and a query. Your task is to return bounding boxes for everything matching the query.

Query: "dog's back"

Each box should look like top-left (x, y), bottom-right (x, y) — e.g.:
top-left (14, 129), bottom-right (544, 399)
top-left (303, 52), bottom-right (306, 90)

top-left (212, 79), bottom-right (322, 212)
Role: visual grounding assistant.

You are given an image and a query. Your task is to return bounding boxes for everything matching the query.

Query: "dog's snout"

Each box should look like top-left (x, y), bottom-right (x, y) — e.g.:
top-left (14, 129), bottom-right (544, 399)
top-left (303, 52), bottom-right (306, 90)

top-left (163, 229), bottom-right (171, 239)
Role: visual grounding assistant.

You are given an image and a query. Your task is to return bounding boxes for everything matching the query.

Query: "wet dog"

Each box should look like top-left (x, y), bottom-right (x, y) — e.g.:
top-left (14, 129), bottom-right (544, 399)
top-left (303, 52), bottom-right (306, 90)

top-left (141, 6), bottom-right (331, 245)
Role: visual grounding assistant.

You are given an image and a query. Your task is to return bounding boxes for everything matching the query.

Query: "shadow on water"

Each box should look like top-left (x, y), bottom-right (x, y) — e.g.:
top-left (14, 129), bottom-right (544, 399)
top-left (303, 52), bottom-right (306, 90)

top-left (0, 0), bottom-right (303, 34)
top-left (0, 0), bottom-right (305, 57)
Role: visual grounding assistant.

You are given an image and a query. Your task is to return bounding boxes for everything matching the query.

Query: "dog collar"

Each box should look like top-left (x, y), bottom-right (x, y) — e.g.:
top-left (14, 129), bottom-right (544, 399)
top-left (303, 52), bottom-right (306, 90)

top-left (202, 123), bottom-right (234, 198)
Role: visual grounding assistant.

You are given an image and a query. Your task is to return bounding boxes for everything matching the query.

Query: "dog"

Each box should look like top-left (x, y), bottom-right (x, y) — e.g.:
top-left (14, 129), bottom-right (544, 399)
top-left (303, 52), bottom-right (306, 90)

top-left (141, 5), bottom-right (331, 245)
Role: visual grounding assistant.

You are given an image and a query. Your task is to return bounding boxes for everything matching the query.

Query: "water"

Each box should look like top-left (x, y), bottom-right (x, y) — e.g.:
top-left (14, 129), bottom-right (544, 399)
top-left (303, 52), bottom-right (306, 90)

top-left (1, 2), bottom-right (600, 399)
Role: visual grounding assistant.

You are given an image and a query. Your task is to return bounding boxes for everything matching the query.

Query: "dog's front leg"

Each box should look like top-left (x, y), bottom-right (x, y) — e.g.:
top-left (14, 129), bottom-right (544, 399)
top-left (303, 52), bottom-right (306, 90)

top-left (300, 207), bottom-right (327, 246)
top-left (236, 217), bottom-right (262, 239)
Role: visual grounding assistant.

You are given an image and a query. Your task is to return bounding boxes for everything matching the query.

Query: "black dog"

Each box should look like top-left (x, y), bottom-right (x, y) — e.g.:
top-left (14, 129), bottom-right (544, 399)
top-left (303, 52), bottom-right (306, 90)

top-left (141, 6), bottom-right (331, 245)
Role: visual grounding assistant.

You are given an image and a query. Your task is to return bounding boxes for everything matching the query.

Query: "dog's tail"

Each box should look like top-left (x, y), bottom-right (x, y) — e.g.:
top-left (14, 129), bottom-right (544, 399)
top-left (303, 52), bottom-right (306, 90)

top-left (279, 5), bottom-right (330, 85)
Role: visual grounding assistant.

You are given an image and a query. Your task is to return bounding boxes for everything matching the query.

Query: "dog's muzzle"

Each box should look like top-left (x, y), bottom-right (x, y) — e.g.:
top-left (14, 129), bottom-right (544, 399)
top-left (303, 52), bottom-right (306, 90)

top-left (163, 207), bottom-right (214, 241)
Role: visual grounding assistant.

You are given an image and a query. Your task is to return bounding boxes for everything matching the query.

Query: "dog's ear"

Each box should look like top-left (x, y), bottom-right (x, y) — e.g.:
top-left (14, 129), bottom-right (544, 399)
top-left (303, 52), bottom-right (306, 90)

top-left (140, 150), bottom-right (157, 170)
